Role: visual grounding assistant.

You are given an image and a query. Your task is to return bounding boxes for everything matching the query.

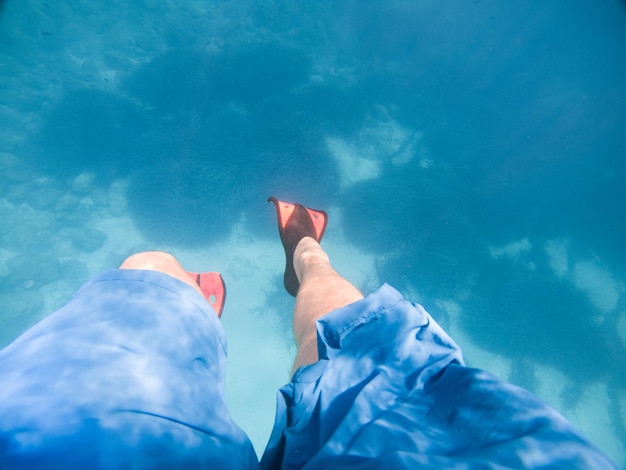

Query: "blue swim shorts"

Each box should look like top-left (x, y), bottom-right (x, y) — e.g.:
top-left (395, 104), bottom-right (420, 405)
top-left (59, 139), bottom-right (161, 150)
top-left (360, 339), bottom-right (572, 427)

top-left (261, 284), bottom-right (617, 469)
top-left (0, 269), bottom-right (259, 469)
top-left (0, 271), bottom-right (617, 469)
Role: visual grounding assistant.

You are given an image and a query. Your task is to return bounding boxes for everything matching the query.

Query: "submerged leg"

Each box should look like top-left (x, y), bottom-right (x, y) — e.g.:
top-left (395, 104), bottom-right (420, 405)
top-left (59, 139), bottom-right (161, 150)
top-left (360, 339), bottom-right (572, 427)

top-left (291, 237), bottom-right (363, 373)
top-left (268, 197), bottom-right (364, 373)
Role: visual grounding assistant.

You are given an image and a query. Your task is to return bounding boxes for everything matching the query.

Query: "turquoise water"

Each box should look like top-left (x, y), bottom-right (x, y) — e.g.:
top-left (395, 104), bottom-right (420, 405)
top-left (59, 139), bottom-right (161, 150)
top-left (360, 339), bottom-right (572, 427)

top-left (1, 0), bottom-right (625, 464)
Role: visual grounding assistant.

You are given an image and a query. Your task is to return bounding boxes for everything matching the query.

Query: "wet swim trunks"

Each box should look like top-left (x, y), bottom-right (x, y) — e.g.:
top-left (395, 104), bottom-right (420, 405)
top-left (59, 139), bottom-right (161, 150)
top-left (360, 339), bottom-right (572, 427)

top-left (261, 284), bottom-right (618, 469)
top-left (0, 273), bottom-right (617, 468)
top-left (0, 269), bottom-right (258, 469)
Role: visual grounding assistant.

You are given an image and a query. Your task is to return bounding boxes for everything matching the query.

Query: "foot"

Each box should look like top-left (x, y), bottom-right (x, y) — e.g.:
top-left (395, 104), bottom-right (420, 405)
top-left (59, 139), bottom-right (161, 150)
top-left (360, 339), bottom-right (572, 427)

top-left (268, 197), bottom-right (328, 296)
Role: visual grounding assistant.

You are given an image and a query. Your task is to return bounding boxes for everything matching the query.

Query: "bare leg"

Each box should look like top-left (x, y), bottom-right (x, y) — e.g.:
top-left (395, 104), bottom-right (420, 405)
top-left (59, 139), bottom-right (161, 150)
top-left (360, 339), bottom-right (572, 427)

top-left (291, 237), bottom-right (364, 374)
top-left (119, 251), bottom-right (205, 301)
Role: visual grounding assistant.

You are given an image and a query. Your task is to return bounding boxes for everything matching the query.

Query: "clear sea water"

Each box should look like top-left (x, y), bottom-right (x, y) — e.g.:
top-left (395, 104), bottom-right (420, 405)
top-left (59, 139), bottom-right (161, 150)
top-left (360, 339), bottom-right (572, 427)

top-left (1, 0), bottom-right (625, 465)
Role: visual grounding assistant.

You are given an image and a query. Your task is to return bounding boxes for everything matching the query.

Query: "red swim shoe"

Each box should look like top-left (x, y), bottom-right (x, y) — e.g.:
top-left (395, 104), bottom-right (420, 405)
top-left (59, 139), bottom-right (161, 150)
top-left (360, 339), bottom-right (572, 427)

top-left (268, 196), bottom-right (328, 296)
top-left (186, 271), bottom-right (226, 318)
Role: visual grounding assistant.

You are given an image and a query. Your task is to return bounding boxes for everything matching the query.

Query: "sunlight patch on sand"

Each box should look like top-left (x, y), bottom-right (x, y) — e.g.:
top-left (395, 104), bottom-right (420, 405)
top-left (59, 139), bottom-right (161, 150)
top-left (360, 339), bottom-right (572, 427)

top-left (544, 239), bottom-right (569, 278)
top-left (325, 136), bottom-right (381, 189)
top-left (326, 107), bottom-right (429, 190)
top-left (573, 260), bottom-right (621, 314)
top-left (489, 238), bottom-right (532, 261)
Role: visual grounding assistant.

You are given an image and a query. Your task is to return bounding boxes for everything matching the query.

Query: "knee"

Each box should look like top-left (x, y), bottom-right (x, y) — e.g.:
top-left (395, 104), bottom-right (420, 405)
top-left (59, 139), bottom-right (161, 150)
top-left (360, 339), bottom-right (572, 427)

top-left (118, 251), bottom-right (202, 295)
top-left (119, 251), bottom-right (181, 271)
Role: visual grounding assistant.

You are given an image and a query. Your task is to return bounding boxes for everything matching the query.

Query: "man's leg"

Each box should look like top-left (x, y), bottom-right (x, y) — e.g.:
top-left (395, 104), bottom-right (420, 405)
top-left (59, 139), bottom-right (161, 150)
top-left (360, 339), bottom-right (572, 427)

top-left (291, 237), bottom-right (363, 372)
